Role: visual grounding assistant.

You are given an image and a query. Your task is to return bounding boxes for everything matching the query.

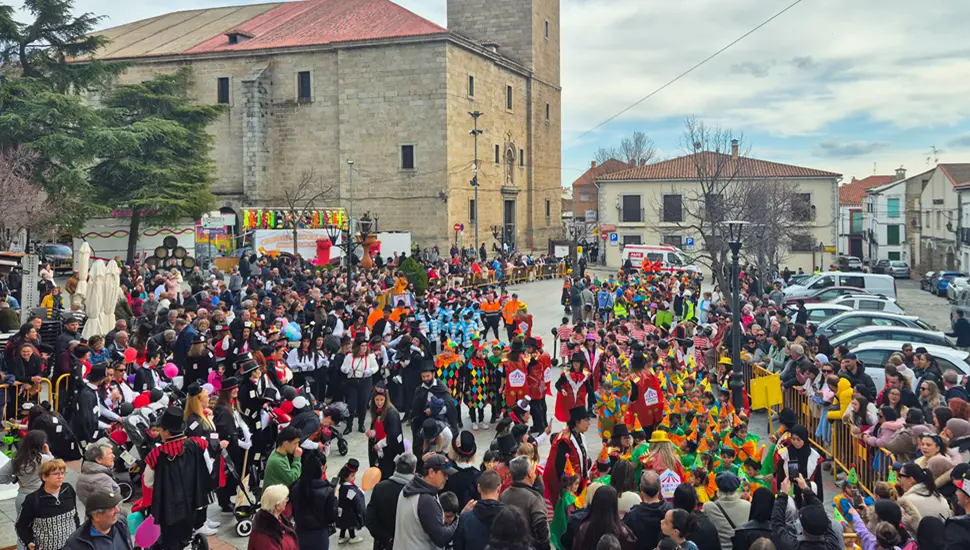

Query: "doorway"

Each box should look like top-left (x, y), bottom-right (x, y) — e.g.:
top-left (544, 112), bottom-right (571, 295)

top-left (503, 200), bottom-right (516, 250)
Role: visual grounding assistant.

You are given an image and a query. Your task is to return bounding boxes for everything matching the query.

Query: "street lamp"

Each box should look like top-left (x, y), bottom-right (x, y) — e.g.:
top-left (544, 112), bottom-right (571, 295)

top-left (721, 220), bottom-right (748, 379)
top-left (323, 222), bottom-right (343, 267)
top-left (469, 111), bottom-right (484, 255)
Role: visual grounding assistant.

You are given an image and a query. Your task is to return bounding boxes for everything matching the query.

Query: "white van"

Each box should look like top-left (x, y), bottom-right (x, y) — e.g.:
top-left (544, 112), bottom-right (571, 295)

top-left (783, 272), bottom-right (897, 301)
top-left (620, 245), bottom-right (703, 275)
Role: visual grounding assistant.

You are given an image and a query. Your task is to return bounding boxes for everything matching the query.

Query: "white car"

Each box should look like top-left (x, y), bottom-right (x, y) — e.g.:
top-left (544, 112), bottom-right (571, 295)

top-left (850, 341), bottom-right (970, 390)
top-left (833, 295), bottom-right (905, 314)
top-left (784, 303), bottom-right (853, 324)
top-left (829, 326), bottom-right (952, 350)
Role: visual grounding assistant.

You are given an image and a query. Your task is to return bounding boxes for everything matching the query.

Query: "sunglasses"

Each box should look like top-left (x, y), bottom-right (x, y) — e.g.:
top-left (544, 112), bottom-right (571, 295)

top-left (822, 369), bottom-right (834, 374)
top-left (920, 387), bottom-right (929, 391)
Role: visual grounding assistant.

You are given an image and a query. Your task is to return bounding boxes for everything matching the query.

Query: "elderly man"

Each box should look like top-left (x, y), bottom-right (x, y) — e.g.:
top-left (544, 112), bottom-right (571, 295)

top-left (64, 490), bottom-right (132, 550)
top-left (500, 456), bottom-right (550, 550)
top-left (780, 343), bottom-right (813, 389)
top-left (623, 471), bottom-right (670, 550)
top-left (76, 442), bottom-right (121, 507)
top-left (172, 319), bottom-right (197, 369)
top-left (702, 472), bottom-right (750, 550)
top-left (943, 370), bottom-right (970, 402)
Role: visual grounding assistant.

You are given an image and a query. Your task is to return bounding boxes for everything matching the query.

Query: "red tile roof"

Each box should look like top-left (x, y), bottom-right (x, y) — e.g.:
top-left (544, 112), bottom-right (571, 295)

top-left (187, 0), bottom-right (446, 53)
top-left (838, 175), bottom-right (895, 206)
top-left (572, 159), bottom-right (634, 188)
top-left (597, 151), bottom-right (840, 182)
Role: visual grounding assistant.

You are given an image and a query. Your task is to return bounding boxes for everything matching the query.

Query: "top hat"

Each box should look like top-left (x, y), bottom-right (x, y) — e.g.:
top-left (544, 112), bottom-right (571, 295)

top-left (160, 406), bottom-right (186, 434)
top-left (452, 430), bottom-right (477, 458)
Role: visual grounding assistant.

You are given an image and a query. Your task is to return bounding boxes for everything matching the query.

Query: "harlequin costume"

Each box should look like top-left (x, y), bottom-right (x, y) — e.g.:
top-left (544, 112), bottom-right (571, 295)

top-left (554, 353), bottom-right (589, 422)
top-left (595, 369), bottom-right (633, 441)
top-left (461, 344), bottom-right (489, 424)
top-left (435, 342), bottom-right (464, 406)
top-left (486, 342), bottom-right (506, 420)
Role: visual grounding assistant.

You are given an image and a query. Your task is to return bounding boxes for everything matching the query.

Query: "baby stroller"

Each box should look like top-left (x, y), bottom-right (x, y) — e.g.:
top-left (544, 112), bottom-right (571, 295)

top-left (322, 402), bottom-right (350, 457)
top-left (223, 448), bottom-right (263, 537)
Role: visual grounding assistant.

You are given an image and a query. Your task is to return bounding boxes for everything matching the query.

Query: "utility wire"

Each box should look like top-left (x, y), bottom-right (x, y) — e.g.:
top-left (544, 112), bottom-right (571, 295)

top-left (575, 0), bottom-right (806, 142)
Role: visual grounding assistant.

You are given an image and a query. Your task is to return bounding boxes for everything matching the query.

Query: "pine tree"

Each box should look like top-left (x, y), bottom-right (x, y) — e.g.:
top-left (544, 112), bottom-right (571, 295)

top-left (90, 68), bottom-right (225, 263)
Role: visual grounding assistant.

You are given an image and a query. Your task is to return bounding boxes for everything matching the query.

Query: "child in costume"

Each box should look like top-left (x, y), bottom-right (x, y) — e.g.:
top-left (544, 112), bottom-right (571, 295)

top-left (461, 342), bottom-right (489, 430)
top-left (554, 352), bottom-right (589, 422)
top-left (435, 341), bottom-right (464, 423)
top-left (595, 363), bottom-right (633, 443)
top-left (486, 342), bottom-right (505, 423)
top-left (550, 475), bottom-right (581, 550)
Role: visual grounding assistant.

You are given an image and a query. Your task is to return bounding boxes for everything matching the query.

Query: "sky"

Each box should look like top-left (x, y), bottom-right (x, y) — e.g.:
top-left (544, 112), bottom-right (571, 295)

top-left (45, 0), bottom-right (970, 186)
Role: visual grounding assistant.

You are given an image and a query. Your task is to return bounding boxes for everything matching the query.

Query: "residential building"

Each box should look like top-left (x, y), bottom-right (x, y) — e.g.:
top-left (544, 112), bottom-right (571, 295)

top-left (838, 174), bottom-right (893, 259)
top-left (957, 183), bottom-right (970, 271)
top-left (862, 168), bottom-right (908, 264)
top-left (915, 164), bottom-right (970, 272)
top-left (83, 0), bottom-right (563, 251)
top-left (570, 159), bottom-right (633, 223)
top-left (561, 188), bottom-right (573, 222)
top-left (595, 147), bottom-right (840, 273)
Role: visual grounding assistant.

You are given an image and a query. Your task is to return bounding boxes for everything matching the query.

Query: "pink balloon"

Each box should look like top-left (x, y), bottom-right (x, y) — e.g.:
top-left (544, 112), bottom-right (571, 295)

top-left (123, 348), bottom-right (137, 363)
top-left (134, 516), bottom-right (160, 548)
top-left (163, 364), bottom-right (178, 379)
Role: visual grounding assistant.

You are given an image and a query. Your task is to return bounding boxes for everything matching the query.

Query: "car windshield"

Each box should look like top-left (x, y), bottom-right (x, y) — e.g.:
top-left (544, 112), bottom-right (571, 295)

top-left (42, 244), bottom-right (72, 255)
top-left (915, 319), bottom-right (933, 330)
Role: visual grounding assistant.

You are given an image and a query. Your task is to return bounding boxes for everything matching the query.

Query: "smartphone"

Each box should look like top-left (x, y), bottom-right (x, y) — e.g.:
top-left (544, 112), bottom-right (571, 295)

top-left (787, 463), bottom-right (799, 481)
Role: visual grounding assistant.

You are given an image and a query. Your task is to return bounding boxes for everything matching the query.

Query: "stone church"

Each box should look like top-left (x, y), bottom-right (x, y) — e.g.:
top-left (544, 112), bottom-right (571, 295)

top-left (87, 0), bottom-right (563, 251)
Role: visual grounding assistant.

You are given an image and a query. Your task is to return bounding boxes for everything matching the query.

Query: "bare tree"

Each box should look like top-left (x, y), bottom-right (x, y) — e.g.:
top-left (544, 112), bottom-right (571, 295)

top-left (278, 169), bottom-right (338, 256)
top-left (743, 180), bottom-right (805, 278)
top-left (0, 146), bottom-right (65, 250)
top-left (593, 130), bottom-right (657, 166)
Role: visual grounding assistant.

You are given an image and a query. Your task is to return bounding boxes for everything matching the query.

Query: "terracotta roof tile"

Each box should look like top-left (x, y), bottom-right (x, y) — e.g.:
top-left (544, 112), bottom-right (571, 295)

top-left (838, 175), bottom-right (894, 205)
top-left (598, 151), bottom-right (840, 182)
top-left (571, 158), bottom-right (633, 188)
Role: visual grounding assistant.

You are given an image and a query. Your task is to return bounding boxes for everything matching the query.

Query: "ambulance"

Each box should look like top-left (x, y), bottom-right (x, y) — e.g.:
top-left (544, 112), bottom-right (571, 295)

top-left (620, 245), bottom-right (703, 275)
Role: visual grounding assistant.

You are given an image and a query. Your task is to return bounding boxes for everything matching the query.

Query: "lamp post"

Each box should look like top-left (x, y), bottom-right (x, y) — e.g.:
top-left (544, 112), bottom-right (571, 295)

top-left (721, 220), bottom-right (748, 375)
top-left (347, 159), bottom-right (355, 300)
top-left (469, 111), bottom-right (484, 255)
top-left (324, 222), bottom-right (343, 268)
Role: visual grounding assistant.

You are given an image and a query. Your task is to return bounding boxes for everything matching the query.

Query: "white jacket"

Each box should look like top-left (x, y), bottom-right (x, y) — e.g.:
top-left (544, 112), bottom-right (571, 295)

top-left (899, 484), bottom-right (952, 521)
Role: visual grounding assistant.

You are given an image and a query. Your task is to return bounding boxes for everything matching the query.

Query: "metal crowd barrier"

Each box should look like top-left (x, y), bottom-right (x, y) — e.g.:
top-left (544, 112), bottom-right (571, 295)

top-left (54, 373), bottom-right (71, 413)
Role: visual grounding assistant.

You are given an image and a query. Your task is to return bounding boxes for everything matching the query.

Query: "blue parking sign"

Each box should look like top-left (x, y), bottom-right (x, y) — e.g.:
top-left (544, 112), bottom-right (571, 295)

top-left (609, 233), bottom-right (618, 243)
top-left (685, 237), bottom-right (695, 247)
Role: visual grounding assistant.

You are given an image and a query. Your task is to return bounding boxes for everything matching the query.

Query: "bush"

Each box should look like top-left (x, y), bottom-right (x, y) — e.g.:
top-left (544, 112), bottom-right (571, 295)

top-left (399, 257), bottom-right (428, 295)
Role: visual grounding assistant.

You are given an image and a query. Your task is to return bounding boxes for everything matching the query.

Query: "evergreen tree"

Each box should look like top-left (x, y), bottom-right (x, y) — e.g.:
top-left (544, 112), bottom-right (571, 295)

top-left (90, 68), bottom-right (225, 263)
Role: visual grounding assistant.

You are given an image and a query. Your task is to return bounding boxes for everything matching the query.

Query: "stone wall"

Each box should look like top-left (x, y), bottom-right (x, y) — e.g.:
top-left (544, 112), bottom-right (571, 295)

top-left (448, 0), bottom-right (535, 71)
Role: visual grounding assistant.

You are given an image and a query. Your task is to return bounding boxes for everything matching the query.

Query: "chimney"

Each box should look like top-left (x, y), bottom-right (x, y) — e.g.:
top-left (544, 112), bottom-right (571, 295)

top-left (639, 159), bottom-right (647, 167)
top-left (731, 139), bottom-right (739, 160)
top-left (895, 166), bottom-right (907, 181)
top-left (591, 161), bottom-right (597, 169)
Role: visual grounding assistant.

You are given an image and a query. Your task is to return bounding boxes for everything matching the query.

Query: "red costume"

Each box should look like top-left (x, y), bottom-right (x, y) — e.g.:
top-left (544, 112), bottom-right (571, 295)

top-left (629, 369), bottom-right (665, 428)
top-left (554, 369), bottom-right (589, 422)
top-left (503, 357), bottom-right (529, 405)
top-left (526, 354), bottom-right (546, 401)
top-left (543, 428), bottom-right (590, 508)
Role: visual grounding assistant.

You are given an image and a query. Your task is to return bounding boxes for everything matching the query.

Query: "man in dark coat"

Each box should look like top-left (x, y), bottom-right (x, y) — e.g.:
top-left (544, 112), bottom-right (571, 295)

top-left (171, 318), bottom-right (197, 369)
top-left (143, 406), bottom-right (210, 550)
top-left (623, 470), bottom-right (670, 550)
top-left (409, 364), bottom-right (459, 446)
top-left (454, 469), bottom-right (504, 550)
top-left (365, 453), bottom-right (416, 550)
top-left (57, 317), bottom-right (81, 357)
top-left (71, 364), bottom-right (109, 449)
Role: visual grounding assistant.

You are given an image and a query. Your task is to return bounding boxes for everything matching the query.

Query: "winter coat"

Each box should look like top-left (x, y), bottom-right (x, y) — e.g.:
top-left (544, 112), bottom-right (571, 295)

top-left (443, 463), bottom-right (481, 511)
top-left (365, 472), bottom-right (412, 545)
top-left (622, 499), bottom-right (670, 550)
top-left (730, 520), bottom-right (772, 550)
top-left (290, 477), bottom-right (338, 533)
top-left (880, 425), bottom-right (919, 462)
top-left (337, 482), bottom-right (365, 530)
top-left (75, 461), bottom-right (121, 507)
top-left (770, 492), bottom-right (840, 550)
top-left (393, 475), bottom-right (457, 550)
top-left (15, 483), bottom-right (80, 550)
top-left (500, 481), bottom-right (550, 550)
top-left (248, 510), bottom-right (299, 550)
top-left (690, 512), bottom-right (724, 550)
top-left (454, 499), bottom-right (505, 550)
top-left (63, 518), bottom-right (133, 550)
top-left (944, 515), bottom-right (970, 550)
top-left (703, 492), bottom-right (751, 550)
top-left (827, 378), bottom-right (853, 420)
top-left (898, 484), bottom-right (952, 521)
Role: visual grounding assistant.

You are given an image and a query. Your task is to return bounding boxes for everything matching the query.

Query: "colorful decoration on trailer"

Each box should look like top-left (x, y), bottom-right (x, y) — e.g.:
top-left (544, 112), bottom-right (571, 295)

top-left (241, 209), bottom-right (347, 231)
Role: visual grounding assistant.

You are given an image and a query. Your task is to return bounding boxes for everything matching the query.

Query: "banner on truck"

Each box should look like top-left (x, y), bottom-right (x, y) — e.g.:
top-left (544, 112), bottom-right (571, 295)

top-left (251, 229), bottom-right (344, 259)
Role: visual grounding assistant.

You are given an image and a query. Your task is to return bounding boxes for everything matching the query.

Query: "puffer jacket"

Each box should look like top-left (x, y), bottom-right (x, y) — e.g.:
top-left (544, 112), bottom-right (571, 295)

top-left (75, 461), bottom-right (121, 507)
top-left (899, 484), bottom-right (952, 522)
top-left (880, 425), bottom-right (919, 462)
top-left (827, 378), bottom-right (853, 420)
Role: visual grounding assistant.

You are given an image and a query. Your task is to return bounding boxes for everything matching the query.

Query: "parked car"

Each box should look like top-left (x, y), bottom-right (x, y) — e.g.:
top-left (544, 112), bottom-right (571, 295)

top-left (872, 259), bottom-right (911, 278)
top-left (832, 295), bottom-right (905, 314)
top-left (783, 272), bottom-right (897, 301)
top-left (829, 326), bottom-right (952, 351)
top-left (947, 277), bottom-right (970, 303)
top-left (788, 273), bottom-right (812, 286)
top-left (850, 342), bottom-right (970, 390)
top-left (935, 271), bottom-right (967, 296)
top-left (815, 311), bottom-right (932, 338)
top-left (37, 243), bottom-right (73, 273)
top-left (921, 271), bottom-right (938, 292)
top-left (783, 286), bottom-right (867, 305)
top-left (784, 303), bottom-right (853, 324)
top-left (838, 256), bottom-right (864, 272)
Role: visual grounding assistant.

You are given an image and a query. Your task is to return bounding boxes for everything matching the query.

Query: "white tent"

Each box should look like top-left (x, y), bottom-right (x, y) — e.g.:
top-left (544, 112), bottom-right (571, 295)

top-left (82, 260), bottom-right (106, 338)
top-left (99, 260), bottom-right (121, 334)
top-left (73, 242), bottom-right (91, 309)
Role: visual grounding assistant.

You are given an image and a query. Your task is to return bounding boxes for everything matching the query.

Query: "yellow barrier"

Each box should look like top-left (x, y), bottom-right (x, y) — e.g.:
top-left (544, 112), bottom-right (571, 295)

top-left (830, 419), bottom-right (896, 499)
top-left (12, 378), bottom-right (54, 418)
top-left (54, 373), bottom-right (70, 412)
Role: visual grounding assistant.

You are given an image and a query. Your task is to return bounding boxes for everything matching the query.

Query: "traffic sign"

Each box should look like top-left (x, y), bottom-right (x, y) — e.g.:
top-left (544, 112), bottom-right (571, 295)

top-left (453, 223), bottom-right (464, 232)
top-left (685, 237), bottom-right (695, 247)
top-left (600, 233), bottom-right (608, 240)
top-left (609, 233), bottom-right (618, 243)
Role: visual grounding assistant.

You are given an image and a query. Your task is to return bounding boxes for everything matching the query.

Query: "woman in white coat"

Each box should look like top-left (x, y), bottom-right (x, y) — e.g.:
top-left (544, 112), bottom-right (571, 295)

top-left (897, 461), bottom-right (952, 521)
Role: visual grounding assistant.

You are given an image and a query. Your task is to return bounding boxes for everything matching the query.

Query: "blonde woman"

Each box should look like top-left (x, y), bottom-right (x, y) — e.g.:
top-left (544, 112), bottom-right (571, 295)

top-left (15, 459), bottom-right (78, 550)
top-left (183, 382), bottom-right (221, 534)
top-left (641, 431), bottom-right (685, 497)
top-left (918, 380), bottom-right (945, 414)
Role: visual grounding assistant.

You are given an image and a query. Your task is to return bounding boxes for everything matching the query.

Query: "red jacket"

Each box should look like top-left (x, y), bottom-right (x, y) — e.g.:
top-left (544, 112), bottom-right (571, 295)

top-left (526, 355), bottom-right (545, 399)
top-left (629, 371), bottom-right (665, 426)
top-left (503, 357), bottom-right (529, 405)
top-left (248, 510), bottom-right (299, 550)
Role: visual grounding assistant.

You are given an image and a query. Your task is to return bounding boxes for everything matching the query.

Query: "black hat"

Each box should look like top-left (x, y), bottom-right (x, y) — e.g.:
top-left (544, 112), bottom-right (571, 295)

top-left (63, 317), bottom-right (79, 326)
top-left (221, 376), bottom-right (240, 391)
top-left (525, 337), bottom-right (537, 349)
top-left (799, 504), bottom-right (830, 537)
top-left (568, 406), bottom-right (594, 424)
top-left (354, 333), bottom-right (367, 344)
top-left (238, 357), bottom-right (259, 375)
top-left (160, 406), bottom-right (185, 434)
top-left (192, 335), bottom-right (206, 345)
top-left (261, 386), bottom-right (280, 402)
top-left (570, 352), bottom-right (585, 365)
top-left (611, 424), bottom-right (631, 439)
top-left (74, 345), bottom-right (91, 358)
top-left (630, 353), bottom-right (647, 370)
top-left (86, 363), bottom-right (107, 382)
top-left (495, 432), bottom-right (519, 455)
top-left (421, 418), bottom-right (443, 441)
top-left (421, 362), bottom-right (436, 374)
top-left (452, 430), bottom-right (477, 457)
top-left (186, 382), bottom-right (203, 397)
top-left (657, 339), bottom-right (670, 349)
top-left (511, 423), bottom-right (529, 441)
top-left (777, 407), bottom-right (798, 429)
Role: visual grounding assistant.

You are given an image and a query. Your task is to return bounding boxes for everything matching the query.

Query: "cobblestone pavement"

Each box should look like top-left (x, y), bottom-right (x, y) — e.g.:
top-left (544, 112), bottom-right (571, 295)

top-left (894, 277), bottom-right (953, 331)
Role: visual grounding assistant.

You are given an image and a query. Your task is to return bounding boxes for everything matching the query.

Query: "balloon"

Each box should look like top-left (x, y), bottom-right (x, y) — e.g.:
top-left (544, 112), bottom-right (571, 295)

top-left (211, 296), bottom-right (220, 306)
top-left (403, 439), bottom-right (411, 453)
top-left (132, 394), bottom-right (150, 409)
top-left (361, 467), bottom-right (382, 491)
top-left (163, 364), bottom-right (179, 379)
top-left (127, 511), bottom-right (145, 536)
top-left (284, 323), bottom-right (301, 342)
top-left (123, 348), bottom-right (137, 363)
top-left (280, 400), bottom-right (294, 414)
top-left (134, 516), bottom-right (160, 548)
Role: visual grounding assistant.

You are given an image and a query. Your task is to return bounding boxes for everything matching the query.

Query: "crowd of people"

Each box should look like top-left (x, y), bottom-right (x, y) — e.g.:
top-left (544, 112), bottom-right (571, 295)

top-left (2, 247), bottom-right (970, 550)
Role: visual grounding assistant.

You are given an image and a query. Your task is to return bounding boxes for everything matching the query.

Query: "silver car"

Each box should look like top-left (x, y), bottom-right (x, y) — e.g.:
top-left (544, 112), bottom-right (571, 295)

top-left (948, 277), bottom-right (970, 303)
top-left (885, 261), bottom-right (910, 279)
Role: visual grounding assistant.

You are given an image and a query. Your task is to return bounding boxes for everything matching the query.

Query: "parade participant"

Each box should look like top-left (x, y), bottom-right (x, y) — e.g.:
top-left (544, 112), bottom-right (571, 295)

top-left (435, 341), bottom-right (464, 426)
top-left (213, 377), bottom-right (253, 513)
top-left (609, 424), bottom-right (635, 461)
top-left (486, 342), bottom-right (506, 423)
top-left (595, 362), bottom-right (635, 444)
top-left (342, 335), bottom-right (379, 434)
top-left (579, 333), bottom-right (602, 411)
top-left (131, 349), bottom-right (163, 393)
top-left (776, 424), bottom-right (823, 500)
top-left (543, 406), bottom-right (593, 516)
top-left (554, 353), bottom-right (590, 423)
top-left (409, 363), bottom-right (459, 445)
top-left (238, 355), bottom-right (265, 431)
top-left (367, 384), bottom-right (405, 480)
top-left (525, 337), bottom-right (551, 434)
top-left (502, 293), bottom-right (523, 340)
top-left (227, 321), bottom-right (253, 366)
top-left (71, 363), bottom-right (110, 450)
top-left (212, 323), bottom-right (231, 364)
top-left (628, 351), bottom-right (664, 439)
top-left (481, 291), bottom-right (503, 341)
top-left (287, 334), bottom-right (323, 393)
top-left (503, 340), bottom-right (530, 412)
top-left (183, 382), bottom-right (223, 535)
top-left (641, 431), bottom-right (686, 500)
top-left (142, 407), bottom-right (210, 550)
top-left (461, 342), bottom-right (489, 431)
